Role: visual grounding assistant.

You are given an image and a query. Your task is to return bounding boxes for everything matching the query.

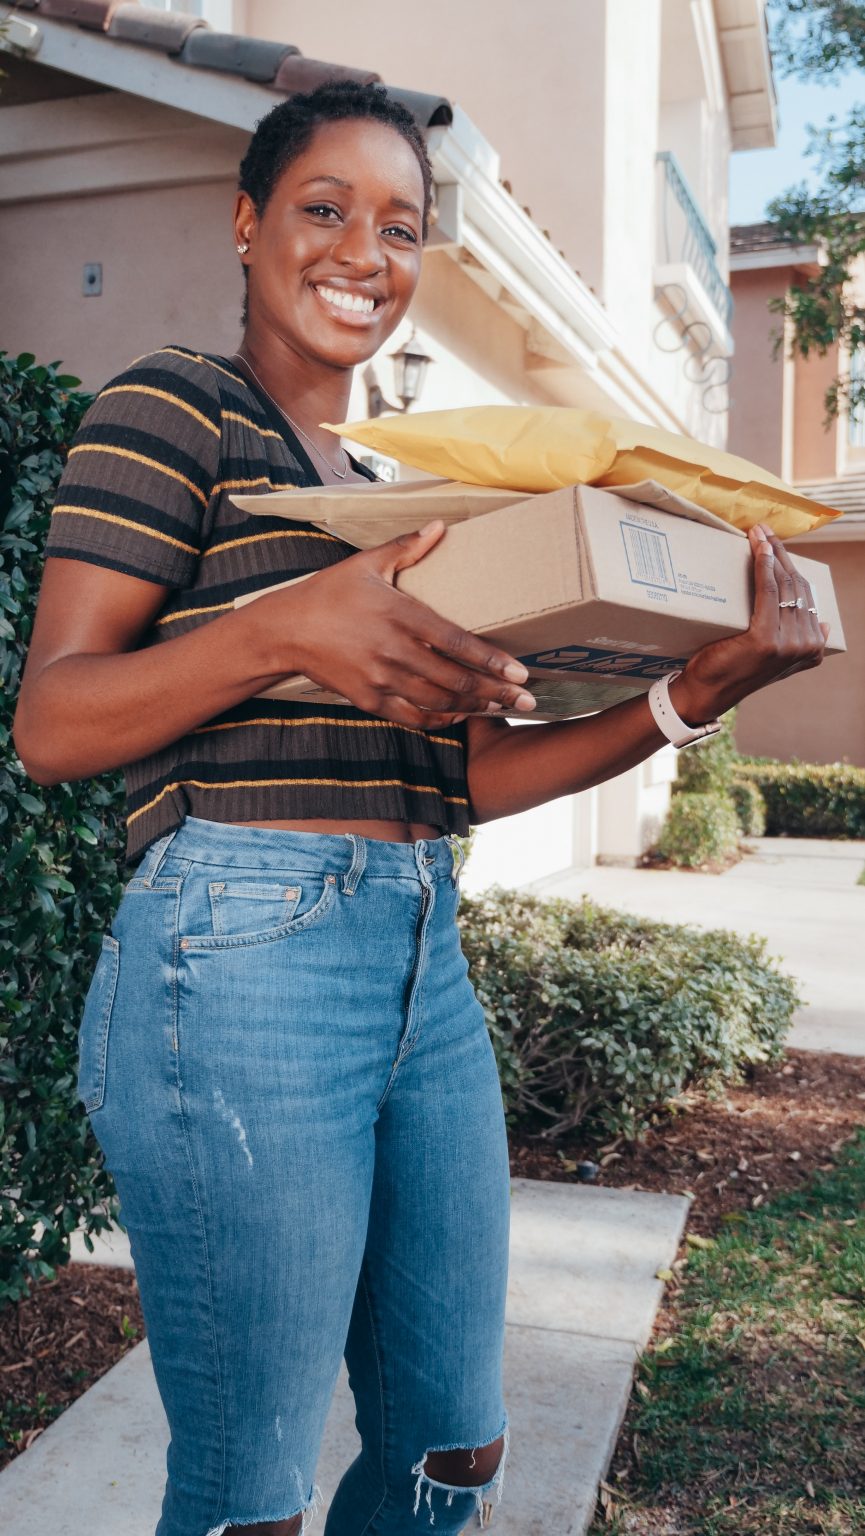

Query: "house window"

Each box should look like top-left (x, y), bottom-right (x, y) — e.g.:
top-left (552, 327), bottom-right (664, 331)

top-left (849, 347), bottom-right (865, 448)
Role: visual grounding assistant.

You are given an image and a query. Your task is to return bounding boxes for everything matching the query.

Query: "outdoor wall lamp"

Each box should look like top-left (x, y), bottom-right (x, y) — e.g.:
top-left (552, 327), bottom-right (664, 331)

top-left (364, 330), bottom-right (433, 417)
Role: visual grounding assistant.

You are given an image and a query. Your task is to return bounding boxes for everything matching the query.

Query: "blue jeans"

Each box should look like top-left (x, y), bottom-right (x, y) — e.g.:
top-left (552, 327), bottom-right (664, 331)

top-left (77, 816), bottom-right (511, 1535)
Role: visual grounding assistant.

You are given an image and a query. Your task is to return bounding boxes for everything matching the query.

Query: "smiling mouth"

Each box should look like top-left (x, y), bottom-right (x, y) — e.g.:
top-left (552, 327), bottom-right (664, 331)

top-left (311, 283), bottom-right (382, 318)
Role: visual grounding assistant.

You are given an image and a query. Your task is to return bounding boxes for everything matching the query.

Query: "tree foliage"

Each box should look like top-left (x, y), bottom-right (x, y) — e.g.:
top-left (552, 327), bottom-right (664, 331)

top-left (766, 2), bottom-right (865, 419)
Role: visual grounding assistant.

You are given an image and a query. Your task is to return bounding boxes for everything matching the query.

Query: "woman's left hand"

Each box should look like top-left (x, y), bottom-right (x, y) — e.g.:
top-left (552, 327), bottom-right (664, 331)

top-left (668, 524), bottom-right (831, 726)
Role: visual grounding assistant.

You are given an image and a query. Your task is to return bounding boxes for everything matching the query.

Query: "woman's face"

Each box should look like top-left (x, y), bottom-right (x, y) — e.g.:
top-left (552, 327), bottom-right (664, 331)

top-left (236, 117), bottom-right (426, 369)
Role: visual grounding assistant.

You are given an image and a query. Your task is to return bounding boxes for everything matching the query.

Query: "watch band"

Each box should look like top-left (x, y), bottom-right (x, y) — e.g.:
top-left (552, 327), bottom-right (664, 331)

top-left (647, 670), bottom-right (722, 749)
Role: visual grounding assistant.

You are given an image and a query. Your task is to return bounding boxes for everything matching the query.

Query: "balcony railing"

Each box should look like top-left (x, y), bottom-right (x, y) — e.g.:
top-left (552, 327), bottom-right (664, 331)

top-left (655, 151), bottom-right (732, 330)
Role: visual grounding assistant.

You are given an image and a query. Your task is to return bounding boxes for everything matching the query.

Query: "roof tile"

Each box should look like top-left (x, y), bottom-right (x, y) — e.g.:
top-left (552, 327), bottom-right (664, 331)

top-left (180, 30), bottom-right (299, 83)
top-left (39, 0), bottom-right (118, 26)
top-left (730, 221), bottom-right (797, 255)
top-left (272, 54), bottom-right (381, 94)
top-left (21, 3), bottom-right (457, 142)
top-left (108, 3), bottom-right (207, 55)
top-left (384, 87), bottom-right (452, 128)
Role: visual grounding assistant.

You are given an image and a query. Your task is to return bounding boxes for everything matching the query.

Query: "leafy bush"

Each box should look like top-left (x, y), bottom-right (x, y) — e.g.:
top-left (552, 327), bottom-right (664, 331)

top-left (733, 759), bottom-right (865, 839)
top-left (730, 777), bottom-right (767, 838)
top-left (654, 791), bottom-right (740, 868)
top-left (1, 351), bottom-right (126, 1308)
top-left (672, 707), bottom-right (738, 797)
top-left (459, 889), bottom-right (798, 1141)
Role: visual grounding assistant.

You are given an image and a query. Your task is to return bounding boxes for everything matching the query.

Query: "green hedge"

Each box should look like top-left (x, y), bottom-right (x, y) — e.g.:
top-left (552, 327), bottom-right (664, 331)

top-left (654, 790), bottom-right (740, 869)
top-left (1, 351), bottom-right (126, 1308)
top-left (459, 888), bottom-right (798, 1141)
top-left (730, 777), bottom-right (767, 838)
top-left (733, 759), bottom-right (865, 839)
top-left (673, 707), bottom-right (739, 797)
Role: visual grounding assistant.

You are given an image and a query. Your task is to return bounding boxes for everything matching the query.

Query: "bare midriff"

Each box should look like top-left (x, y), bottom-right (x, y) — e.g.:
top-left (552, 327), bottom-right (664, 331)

top-left (231, 818), bottom-right (443, 844)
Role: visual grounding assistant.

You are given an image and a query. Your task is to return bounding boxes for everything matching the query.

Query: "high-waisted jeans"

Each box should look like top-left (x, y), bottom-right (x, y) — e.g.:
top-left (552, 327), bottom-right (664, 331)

top-left (77, 816), bottom-right (511, 1535)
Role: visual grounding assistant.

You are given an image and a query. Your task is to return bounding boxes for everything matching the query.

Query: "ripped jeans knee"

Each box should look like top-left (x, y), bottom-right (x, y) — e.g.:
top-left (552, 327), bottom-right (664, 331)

top-left (411, 1422), bottom-right (510, 1526)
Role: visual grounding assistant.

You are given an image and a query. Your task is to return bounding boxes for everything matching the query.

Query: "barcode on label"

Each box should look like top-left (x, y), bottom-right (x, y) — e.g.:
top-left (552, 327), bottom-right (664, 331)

top-left (620, 523), bottom-right (676, 591)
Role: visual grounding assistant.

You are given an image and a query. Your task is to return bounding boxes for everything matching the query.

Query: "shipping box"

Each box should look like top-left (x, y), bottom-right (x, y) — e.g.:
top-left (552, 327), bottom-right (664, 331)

top-left (231, 482), bottom-right (846, 721)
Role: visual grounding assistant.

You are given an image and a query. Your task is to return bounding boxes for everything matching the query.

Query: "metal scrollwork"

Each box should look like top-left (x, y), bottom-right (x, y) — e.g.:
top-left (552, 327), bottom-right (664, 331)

top-left (654, 282), bottom-right (731, 415)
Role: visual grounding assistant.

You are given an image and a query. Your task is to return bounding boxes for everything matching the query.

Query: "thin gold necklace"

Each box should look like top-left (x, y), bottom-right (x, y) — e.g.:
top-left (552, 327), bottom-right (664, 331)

top-left (230, 351), bottom-right (350, 480)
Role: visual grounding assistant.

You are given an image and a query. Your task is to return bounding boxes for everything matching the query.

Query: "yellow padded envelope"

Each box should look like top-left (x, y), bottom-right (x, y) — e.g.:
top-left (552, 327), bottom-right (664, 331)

top-left (326, 405), bottom-right (842, 540)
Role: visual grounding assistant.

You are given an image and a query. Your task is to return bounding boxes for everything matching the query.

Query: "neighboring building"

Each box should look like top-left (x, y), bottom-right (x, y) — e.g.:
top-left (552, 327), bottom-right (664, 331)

top-left (728, 223), bottom-right (865, 768)
top-left (1, 1), bottom-right (777, 882)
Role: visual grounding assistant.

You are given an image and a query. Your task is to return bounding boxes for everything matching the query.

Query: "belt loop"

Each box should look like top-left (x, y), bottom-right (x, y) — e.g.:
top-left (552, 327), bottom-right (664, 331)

top-left (147, 827), bottom-right (179, 881)
top-left (447, 835), bottom-right (466, 888)
top-left (342, 833), bottom-right (366, 896)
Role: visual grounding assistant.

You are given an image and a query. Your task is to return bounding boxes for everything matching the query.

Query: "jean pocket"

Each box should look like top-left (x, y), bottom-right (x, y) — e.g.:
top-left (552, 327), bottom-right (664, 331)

top-left (77, 934), bottom-right (120, 1113)
top-left (208, 879), bottom-right (302, 938)
top-left (181, 873), bottom-right (338, 950)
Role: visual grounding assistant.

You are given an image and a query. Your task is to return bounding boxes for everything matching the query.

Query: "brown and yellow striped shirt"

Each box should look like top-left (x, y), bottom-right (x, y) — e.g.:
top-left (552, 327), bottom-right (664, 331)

top-left (45, 345), bottom-right (470, 864)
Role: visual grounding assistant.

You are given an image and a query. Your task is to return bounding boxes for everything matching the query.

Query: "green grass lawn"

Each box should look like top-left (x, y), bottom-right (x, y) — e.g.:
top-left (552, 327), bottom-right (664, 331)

top-left (590, 1130), bottom-right (865, 1535)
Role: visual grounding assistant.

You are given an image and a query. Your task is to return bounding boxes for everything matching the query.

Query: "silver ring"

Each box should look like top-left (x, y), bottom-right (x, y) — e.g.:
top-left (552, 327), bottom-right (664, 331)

top-left (807, 606), bottom-right (818, 615)
top-left (778, 599), bottom-right (798, 608)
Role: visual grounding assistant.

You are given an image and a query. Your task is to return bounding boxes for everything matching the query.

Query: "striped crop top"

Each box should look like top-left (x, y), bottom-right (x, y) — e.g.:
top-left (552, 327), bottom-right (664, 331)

top-left (44, 345), bottom-right (470, 864)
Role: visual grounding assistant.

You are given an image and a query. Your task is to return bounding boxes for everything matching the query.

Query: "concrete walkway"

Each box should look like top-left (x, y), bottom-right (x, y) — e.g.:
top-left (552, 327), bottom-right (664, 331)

top-left (0, 1181), bottom-right (688, 1536)
top-left (528, 837), bottom-right (865, 1057)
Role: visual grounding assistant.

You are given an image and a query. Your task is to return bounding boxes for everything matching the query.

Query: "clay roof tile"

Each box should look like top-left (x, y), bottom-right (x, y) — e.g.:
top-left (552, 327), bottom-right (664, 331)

top-left (39, 0), bottom-right (118, 27)
top-left (271, 54), bottom-right (381, 94)
top-left (180, 29), bottom-right (299, 84)
top-left (108, 2), bottom-right (207, 55)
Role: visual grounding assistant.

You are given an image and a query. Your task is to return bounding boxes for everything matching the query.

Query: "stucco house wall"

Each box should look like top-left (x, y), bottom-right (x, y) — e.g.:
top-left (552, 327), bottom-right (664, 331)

top-left (729, 238), bottom-right (864, 769)
top-left (734, 537), bottom-right (865, 767)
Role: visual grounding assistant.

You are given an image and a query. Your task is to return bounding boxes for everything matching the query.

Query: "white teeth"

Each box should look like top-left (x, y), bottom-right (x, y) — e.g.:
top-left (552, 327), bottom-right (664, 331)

top-left (315, 285), bottom-right (376, 315)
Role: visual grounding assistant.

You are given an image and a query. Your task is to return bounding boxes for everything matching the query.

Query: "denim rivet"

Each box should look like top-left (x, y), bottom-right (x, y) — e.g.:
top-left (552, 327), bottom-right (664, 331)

top-left (326, 874), bottom-right (336, 884)
top-left (180, 938), bottom-right (190, 949)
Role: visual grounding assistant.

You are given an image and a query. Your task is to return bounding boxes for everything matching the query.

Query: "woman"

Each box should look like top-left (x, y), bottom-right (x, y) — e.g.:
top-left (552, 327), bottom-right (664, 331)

top-left (13, 82), bottom-right (828, 1536)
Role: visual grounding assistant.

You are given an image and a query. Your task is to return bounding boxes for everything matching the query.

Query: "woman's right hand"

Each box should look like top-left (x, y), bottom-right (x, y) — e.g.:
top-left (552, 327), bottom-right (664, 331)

top-left (254, 520), bottom-right (538, 729)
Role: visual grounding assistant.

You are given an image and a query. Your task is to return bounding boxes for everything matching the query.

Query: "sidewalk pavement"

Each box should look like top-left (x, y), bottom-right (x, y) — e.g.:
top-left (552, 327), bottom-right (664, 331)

top-left (525, 837), bottom-right (865, 1058)
top-left (0, 1180), bottom-right (688, 1536)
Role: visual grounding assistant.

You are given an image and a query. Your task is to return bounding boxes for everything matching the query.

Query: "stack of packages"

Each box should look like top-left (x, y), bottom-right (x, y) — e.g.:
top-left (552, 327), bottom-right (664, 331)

top-left (232, 407), bottom-right (846, 720)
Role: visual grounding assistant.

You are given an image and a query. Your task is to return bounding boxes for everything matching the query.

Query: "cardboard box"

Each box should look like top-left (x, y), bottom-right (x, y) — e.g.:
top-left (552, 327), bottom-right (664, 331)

top-left (232, 483), bottom-right (846, 721)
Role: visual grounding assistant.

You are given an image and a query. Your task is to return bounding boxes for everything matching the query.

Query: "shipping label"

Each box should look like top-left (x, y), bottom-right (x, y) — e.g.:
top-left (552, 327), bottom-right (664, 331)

top-left (619, 521), bottom-right (677, 591)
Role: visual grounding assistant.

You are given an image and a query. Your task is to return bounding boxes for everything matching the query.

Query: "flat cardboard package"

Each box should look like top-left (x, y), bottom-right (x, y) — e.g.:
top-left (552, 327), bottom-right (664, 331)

top-left (232, 482), bottom-right (846, 721)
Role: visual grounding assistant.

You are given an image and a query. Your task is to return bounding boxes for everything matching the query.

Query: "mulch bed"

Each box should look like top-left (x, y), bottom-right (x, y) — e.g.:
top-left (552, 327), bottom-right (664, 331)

top-left (0, 1262), bottom-right (144, 1470)
top-left (1, 1048), bottom-right (863, 1472)
top-left (509, 1048), bottom-right (865, 1236)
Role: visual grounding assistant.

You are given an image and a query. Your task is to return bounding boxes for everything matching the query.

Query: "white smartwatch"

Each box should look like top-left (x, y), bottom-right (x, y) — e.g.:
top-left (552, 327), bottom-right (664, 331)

top-left (647, 670), bottom-right (722, 749)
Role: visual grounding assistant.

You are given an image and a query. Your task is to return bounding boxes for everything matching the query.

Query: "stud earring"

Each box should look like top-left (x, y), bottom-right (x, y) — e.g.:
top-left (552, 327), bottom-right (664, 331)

top-left (236, 242), bottom-right (250, 255)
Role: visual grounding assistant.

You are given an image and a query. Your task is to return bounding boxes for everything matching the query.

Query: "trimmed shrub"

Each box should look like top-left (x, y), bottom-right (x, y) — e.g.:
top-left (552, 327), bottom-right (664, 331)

top-left (459, 889), bottom-right (798, 1141)
top-left (672, 706), bottom-right (739, 797)
top-left (733, 759), bottom-right (865, 839)
top-left (1, 351), bottom-right (126, 1307)
top-left (730, 777), bottom-right (767, 838)
top-left (654, 790), bottom-right (740, 868)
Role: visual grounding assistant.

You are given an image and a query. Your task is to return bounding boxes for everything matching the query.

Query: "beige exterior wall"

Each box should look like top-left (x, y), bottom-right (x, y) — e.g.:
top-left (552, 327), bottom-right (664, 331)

top-left (0, 177), bottom-right (246, 390)
top-left (735, 538), bottom-right (865, 767)
top-left (727, 266), bottom-right (786, 475)
top-left (792, 342), bottom-right (841, 482)
top-left (728, 260), bottom-right (844, 484)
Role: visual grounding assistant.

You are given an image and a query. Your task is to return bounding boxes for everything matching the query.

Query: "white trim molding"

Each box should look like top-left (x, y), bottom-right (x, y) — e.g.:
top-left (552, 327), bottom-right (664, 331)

top-left (730, 243), bottom-right (823, 274)
top-left (714, 0), bottom-right (778, 150)
top-left (428, 109), bottom-right (615, 368)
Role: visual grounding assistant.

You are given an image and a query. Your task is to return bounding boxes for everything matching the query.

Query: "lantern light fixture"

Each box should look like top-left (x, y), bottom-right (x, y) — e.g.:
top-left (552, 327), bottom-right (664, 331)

top-left (364, 329), bottom-right (434, 417)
